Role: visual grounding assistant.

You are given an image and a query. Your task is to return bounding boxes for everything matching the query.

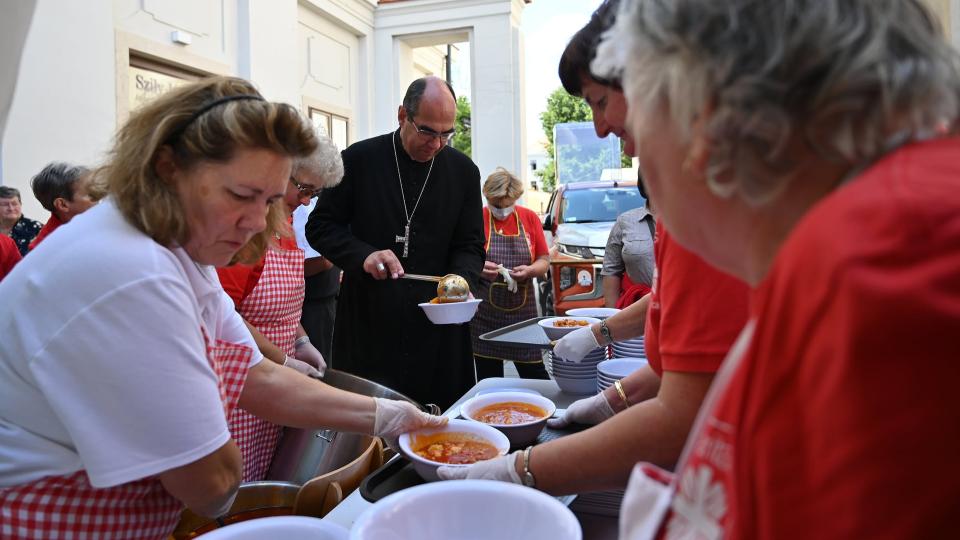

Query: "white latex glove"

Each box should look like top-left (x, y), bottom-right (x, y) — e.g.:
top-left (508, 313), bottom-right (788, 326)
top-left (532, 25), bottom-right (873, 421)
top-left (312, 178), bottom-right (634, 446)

top-left (547, 392), bottom-right (616, 429)
top-left (294, 340), bottom-right (327, 376)
top-left (553, 325), bottom-right (601, 362)
top-left (497, 264), bottom-right (518, 293)
top-left (373, 397), bottom-right (448, 451)
top-left (206, 488), bottom-right (239, 519)
top-left (283, 356), bottom-right (322, 378)
top-left (436, 451), bottom-right (522, 483)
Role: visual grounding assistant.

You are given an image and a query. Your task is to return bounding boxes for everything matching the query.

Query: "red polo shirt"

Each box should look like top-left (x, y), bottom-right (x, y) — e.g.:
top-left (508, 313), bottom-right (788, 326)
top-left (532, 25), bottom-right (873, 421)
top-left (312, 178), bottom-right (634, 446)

top-left (644, 223), bottom-right (750, 377)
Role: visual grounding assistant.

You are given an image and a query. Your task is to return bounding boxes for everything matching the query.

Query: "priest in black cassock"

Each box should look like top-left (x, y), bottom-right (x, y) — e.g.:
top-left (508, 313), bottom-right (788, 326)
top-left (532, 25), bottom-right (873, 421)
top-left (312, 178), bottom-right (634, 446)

top-left (306, 76), bottom-right (485, 409)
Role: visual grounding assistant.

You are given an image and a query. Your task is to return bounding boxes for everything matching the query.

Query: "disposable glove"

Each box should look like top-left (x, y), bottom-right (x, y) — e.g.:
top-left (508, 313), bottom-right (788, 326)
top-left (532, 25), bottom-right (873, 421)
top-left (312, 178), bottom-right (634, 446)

top-left (547, 392), bottom-right (615, 429)
top-left (294, 340), bottom-right (327, 376)
top-left (373, 397), bottom-right (448, 451)
top-left (283, 356), bottom-right (322, 378)
top-left (206, 488), bottom-right (239, 519)
top-left (553, 325), bottom-right (601, 362)
top-left (497, 264), bottom-right (518, 293)
top-left (436, 451), bottom-right (522, 483)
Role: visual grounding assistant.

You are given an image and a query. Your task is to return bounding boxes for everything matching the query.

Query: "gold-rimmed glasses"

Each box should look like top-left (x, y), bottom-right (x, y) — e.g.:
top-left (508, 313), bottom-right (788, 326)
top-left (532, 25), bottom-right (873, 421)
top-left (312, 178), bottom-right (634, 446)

top-left (289, 176), bottom-right (321, 197)
top-left (407, 118), bottom-right (456, 143)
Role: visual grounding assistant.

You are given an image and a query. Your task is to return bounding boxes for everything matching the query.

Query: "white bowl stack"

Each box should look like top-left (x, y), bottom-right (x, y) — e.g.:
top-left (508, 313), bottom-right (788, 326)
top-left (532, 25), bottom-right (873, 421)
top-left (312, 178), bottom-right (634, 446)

top-left (611, 336), bottom-right (646, 359)
top-left (596, 358), bottom-right (648, 393)
top-left (569, 489), bottom-right (626, 518)
top-left (546, 347), bottom-right (606, 395)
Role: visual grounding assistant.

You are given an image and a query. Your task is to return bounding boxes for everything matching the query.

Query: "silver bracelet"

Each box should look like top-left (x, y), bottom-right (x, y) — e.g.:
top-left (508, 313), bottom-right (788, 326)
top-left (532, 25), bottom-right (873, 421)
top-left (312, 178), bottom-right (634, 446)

top-left (294, 335), bottom-right (311, 349)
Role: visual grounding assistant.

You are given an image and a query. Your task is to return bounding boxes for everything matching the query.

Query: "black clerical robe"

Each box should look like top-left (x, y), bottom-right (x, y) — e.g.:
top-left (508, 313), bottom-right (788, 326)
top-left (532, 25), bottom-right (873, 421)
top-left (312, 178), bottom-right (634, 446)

top-left (306, 130), bottom-right (485, 409)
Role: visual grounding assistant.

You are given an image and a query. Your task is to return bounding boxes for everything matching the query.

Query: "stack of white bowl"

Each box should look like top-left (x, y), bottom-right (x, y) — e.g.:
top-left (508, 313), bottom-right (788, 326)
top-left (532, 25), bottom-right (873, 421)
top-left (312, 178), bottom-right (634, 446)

top-left (546, 347), bottom-right (606, 395)
top-left (611, 336), bottom-right (646, 359)
top-left (596, 358), bottom-right (648, 393)
top-left (569, 489), bottom-right (625, 518)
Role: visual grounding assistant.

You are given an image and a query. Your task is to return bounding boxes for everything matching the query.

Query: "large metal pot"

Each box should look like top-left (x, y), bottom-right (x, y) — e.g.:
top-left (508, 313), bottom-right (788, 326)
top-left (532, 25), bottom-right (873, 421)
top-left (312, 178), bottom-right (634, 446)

top-left (266, 369), bottom-right (440, 485)
top-left (171, 481), bottom-right (299, 539)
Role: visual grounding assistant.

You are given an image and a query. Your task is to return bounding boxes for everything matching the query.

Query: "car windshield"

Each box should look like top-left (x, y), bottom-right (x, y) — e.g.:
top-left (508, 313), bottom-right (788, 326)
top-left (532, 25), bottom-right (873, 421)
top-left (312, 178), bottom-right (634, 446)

top-left (559, 187), bottom-right (645, 224)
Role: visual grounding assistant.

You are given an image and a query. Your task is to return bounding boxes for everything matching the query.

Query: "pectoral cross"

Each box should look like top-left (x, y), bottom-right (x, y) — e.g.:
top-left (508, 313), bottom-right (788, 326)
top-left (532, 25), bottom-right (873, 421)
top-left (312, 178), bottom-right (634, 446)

top-left (395, 223), bottom-right (410, 258)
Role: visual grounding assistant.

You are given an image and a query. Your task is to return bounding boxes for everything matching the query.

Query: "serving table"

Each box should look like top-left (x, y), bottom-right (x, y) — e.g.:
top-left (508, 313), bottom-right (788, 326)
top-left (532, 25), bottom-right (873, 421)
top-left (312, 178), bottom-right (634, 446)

top-left (321, 377), bottom-right (619, 539)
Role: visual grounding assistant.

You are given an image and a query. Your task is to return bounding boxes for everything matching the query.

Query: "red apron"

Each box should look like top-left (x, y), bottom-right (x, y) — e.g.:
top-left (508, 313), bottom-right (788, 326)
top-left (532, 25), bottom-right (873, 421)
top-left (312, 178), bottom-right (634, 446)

top-left (0, 331), bottom-right (253, 540)
top-left (471, 212), bottom-right (541, 363)
top-left (227, 245), bottom-right (304, 482)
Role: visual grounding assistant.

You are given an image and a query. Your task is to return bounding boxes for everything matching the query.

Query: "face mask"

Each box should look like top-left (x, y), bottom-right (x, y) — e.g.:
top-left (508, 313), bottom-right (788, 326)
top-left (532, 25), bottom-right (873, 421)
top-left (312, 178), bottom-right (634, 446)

top-left (489, 204), bottom-right (515, 220)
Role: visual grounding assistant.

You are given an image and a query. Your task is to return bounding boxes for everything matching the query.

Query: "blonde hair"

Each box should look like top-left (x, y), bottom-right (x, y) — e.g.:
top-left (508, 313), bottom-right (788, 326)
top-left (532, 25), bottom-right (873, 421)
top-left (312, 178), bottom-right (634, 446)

top-left (102, 76), bottom-right (317, 263)
top-left (482, 167), bottom-right (524, 201)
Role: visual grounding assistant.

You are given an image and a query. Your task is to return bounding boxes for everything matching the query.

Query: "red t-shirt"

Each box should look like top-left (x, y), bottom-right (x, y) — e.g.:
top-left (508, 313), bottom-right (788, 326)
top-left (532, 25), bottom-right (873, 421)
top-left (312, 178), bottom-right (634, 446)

top-left (482, 205), bottom-right (549, 261)
top-left (217, 236), bottom-right (300, 306)
top-left (666, 138), bottom-right (960, 538)
top-left (644, 223), bottom-right (750, 376)
top-left (28, 214), bottom-right (62, 251)
top-left (0, 234), bottom-right (22, 281)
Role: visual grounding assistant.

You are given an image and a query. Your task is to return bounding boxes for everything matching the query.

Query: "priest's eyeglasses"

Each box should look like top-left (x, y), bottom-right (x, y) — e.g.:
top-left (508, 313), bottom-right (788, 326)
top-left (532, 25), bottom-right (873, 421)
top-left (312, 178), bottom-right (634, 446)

top-left (407, 118), bottom-right (456, 143)
top-left (289, 176), bottom-right (321, 197)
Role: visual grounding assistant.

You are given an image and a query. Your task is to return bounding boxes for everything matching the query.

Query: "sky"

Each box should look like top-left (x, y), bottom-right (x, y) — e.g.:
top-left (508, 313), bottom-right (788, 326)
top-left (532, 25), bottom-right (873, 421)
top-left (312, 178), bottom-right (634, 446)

top-left (521, 0), bottom-right (604, 154)
top-left (448, 0), bottom-right (603, 156)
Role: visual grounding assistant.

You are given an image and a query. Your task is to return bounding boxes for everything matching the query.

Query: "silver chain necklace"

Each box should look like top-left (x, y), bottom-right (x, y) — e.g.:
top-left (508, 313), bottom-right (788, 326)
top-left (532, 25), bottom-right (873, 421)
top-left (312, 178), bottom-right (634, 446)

top-left (392, 130), bottom-right (435, 258)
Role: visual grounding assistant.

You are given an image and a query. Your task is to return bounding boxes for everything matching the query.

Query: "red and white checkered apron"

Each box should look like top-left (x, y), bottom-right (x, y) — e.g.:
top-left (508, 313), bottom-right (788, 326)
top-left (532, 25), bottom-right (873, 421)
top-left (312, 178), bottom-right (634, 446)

top-left (0, 330), bottom-right (253, 540)
top-left (228, 245), bottom-right (304, 482)
top-left (471, 212), bottom-right (541, 362)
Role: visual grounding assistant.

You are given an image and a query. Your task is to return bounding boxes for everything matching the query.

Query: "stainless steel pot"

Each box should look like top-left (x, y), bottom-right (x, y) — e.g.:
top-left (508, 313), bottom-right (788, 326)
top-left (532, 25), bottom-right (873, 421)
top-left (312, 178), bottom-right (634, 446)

top-left (266, 369), bottom-right (440, 485)
top-left (171, 481), bottom-right (299, 539)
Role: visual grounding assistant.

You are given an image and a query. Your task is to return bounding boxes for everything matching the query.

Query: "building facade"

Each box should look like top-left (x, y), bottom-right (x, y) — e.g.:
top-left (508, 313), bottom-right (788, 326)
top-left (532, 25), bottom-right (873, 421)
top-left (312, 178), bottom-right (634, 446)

top-left (2, 0), bottom-right (530, 220)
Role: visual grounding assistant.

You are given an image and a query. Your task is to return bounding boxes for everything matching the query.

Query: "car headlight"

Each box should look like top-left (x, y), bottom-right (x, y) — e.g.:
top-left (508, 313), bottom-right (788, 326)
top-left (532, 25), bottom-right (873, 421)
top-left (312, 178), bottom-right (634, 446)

top-left (557, 244), bottom-right (595, 259)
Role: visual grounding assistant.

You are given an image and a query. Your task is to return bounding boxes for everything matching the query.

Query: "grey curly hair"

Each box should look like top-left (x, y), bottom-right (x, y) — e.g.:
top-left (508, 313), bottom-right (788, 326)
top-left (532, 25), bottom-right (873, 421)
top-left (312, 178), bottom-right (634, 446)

top-left (593, 0), bottom-right (960, 205)
top-left (293, 133), bottom-right (344, 189)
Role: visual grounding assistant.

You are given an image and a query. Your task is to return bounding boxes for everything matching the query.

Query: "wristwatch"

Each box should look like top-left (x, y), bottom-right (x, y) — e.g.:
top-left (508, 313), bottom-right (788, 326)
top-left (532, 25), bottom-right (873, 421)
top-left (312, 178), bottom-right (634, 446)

top-left (521, 446), bottom-right (537, 488)
top-left (598, 320), bottom-right (614, 345)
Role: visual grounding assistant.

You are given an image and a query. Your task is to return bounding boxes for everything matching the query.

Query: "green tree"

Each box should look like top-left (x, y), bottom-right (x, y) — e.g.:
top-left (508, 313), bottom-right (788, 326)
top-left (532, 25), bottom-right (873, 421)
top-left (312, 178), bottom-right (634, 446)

top-left (450, 95), bottom-right (472, 157)
top-left (536, 87), bottom-right (632, 190)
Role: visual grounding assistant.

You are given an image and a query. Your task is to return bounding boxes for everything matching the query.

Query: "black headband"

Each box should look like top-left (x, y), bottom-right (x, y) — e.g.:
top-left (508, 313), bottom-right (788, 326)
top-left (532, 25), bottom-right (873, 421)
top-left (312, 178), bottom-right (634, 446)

top-left (169, 94), bottom-right (265, 141)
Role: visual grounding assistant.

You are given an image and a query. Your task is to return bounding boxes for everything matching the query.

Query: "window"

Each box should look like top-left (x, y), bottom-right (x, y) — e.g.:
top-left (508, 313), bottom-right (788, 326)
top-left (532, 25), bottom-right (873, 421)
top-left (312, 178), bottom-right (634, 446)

top-left (309, 108), bottom-right (349, 150)
top-left (560, 187), bottom-right (644, 224)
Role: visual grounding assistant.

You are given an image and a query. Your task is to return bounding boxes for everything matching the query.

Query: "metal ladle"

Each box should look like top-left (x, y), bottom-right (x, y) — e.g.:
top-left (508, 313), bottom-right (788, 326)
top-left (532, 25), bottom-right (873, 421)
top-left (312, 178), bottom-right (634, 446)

top-left (401, 273), bottom-right (470, 302)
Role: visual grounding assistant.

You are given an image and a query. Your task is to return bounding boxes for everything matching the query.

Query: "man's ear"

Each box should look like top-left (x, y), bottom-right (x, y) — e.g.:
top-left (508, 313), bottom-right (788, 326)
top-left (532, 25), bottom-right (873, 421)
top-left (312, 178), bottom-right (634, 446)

top-left (52, 197), bottom-right (69, 218)
top-left (154, 145), bottom-right (178, 184)
top-left (397, 105), bottom-right (407, 127)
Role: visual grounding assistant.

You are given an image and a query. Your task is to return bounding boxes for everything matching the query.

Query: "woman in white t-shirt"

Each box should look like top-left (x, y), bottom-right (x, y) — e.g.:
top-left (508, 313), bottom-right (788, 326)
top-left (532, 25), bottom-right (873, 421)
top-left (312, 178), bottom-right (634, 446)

top-left (0, 76), bottom-right (444, 540)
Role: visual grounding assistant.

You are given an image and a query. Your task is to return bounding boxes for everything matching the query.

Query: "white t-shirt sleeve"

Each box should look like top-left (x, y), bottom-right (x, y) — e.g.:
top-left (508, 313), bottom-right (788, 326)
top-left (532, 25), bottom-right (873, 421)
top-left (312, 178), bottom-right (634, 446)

top-left (29, 275), bottom-right (232, 488)
top-left (293, 200), bottom-right (322, 259)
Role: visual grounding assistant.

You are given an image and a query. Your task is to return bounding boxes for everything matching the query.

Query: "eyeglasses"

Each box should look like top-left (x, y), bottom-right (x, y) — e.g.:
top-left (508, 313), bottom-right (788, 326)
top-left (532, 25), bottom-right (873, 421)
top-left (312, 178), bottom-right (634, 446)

top-left (407, 118), bottom-right (456, 143)
top-left (289, 176), bottom-right (321, 198)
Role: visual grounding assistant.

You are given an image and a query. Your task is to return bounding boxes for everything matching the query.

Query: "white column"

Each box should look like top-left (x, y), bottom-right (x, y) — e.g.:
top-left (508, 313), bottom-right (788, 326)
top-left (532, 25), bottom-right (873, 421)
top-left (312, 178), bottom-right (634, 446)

top-left (470, 7), bottom-right (526, 180)
top-left (2, 0), bottom-right (116, 220)
top-left (373, 0), bottom-right (528, 181)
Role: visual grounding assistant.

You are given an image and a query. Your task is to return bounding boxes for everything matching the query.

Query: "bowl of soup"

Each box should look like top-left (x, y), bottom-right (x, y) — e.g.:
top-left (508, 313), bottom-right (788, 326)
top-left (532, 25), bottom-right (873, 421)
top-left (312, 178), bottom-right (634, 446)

top-left (399, 418), bottom-right (509, 481)
top-left (537, 316), bottom-right (601, 341)
top-left (418, 298), bottom-right (482, 325)
top-left (460, 391), bottom-right (556, 447)
top-left (350, 479), bottom-right (581, 540)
